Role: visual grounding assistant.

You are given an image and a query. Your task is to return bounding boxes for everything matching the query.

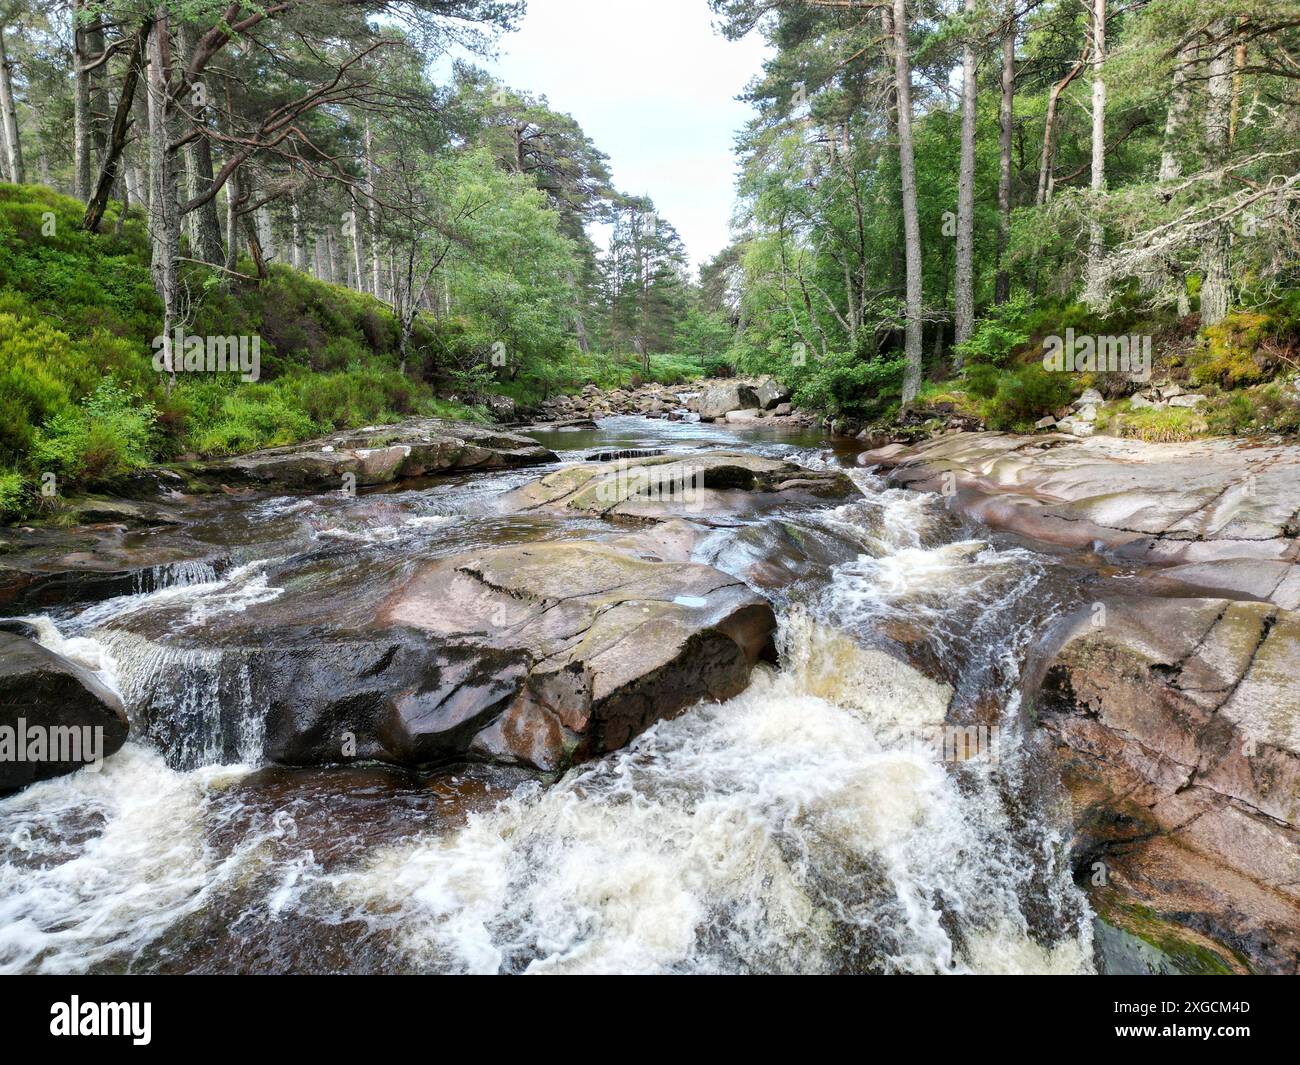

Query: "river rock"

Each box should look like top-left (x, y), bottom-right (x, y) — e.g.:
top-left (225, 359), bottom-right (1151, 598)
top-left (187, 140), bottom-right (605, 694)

top-left (0, 632), bottom-right (129, 793)
top-left (1032, 595), bottom-right (1300, 972)
top-left (697, 382), bottom-right (759, 421)
top-left (107, 540), bottom-right (776, 774)
top-left (502, 451), bottom-right (855, 522)
top-left (754, 377), bottom-right (792, 410)
top-left (187, 417), bottom-right (557, 492)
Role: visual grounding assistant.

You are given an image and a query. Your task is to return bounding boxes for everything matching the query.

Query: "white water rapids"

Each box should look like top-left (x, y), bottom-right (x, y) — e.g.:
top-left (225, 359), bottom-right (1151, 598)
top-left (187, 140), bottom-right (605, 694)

top-left (0, 423), bottom-right (1096, 974)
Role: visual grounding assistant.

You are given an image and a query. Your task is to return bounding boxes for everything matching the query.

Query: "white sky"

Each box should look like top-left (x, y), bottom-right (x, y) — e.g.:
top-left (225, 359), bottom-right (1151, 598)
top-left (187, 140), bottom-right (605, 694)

top-left (470, 0), bottom-right (770, 271)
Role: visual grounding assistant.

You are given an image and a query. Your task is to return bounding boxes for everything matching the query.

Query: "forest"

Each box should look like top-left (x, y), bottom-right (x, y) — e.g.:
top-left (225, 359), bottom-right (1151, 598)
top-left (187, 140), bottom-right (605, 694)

top-left (0, 0), bottom-right (1297, 513)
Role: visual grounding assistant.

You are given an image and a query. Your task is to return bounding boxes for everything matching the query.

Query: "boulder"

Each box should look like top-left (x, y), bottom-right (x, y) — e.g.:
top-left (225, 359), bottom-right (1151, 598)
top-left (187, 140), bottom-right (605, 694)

top-left (188, 417), bottom-right (557, 492)
top-left (754, 376), bottom-right (792, 410)
top-left (114, 542), bottom-right (777, 775)
top-left (502, 451), bottom-right (855, 523)
top-left (0, 632), bottom-right (129, 793)
top-left (696, 382), bottom-right (759, 421)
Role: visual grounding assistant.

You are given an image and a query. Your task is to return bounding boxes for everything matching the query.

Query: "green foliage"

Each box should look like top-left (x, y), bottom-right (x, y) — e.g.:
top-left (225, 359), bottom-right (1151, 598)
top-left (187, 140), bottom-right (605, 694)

top-left (962, 362), bottom-right (1002, 399)
top-left (674, 309), bottom-right (735, 377)
top-left (955, 298), bottom-right (1033, 369)
top-left (1191, 312), bottom-right (1278, 389)
top-left (31, 381), bottom-right (159, 486)
top-left (792, 352), bottom-right (907, 417)
top-left (1203, 381), bottom-right (1300, 437)
top-left (985, 364), bottom-right (1074, 431)
top-left (0, 469), bottom-right (26, 521)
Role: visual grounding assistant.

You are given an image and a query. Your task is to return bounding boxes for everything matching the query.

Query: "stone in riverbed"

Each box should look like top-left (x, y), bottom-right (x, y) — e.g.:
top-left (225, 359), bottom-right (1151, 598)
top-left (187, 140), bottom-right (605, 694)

top-left (502, 451), bottom-right (854, 522)
top-left (0, 633), bottom-right (129, 793)
top-left (111, 540), bottom-right (777, 774)
top-left (862, 431), bottom-right (1300, 606)
top-left (187, 417), bottom-right (557, 492)
top-left (696, 382), bottom-right (759, 421)
top-left (754, 376), bottom-right (792, 410)
top-left (265, 541), bottom-right (777, 771)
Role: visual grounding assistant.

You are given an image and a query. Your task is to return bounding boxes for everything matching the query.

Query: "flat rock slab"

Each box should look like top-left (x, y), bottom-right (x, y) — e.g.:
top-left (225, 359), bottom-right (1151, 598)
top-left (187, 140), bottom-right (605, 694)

top-left (186, 417), bottom-right (557, 492)
top-left (107, 540), bottom-right (776, 775)
top-left (864, 432), bottom-right (1300, 607)
top-left (502, 451), bottom-right (854, 523)
top-left (0, 633), bottom-right (129, 793)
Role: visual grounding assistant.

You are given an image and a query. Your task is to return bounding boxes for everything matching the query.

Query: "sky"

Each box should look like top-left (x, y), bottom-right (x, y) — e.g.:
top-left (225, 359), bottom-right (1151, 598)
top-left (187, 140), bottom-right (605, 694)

top-left (468, 0), bottom-right (770, 271)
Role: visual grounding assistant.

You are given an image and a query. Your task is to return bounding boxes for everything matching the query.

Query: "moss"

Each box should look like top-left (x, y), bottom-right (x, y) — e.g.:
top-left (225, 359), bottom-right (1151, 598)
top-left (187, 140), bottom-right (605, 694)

top-left (1191, 312), bottom-right (1274, 388)
top-left (1093, 894), bottom-right (1247, 975)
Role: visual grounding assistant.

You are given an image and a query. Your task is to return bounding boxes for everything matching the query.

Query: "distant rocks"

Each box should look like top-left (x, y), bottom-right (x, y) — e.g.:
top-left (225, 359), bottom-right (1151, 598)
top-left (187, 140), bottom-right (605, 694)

top-left (502, 451), bottom-right (854, 522)
top-left (0, 632), bottom-right (129, 793)
top-left (524, 376), bottom-right (812, 427)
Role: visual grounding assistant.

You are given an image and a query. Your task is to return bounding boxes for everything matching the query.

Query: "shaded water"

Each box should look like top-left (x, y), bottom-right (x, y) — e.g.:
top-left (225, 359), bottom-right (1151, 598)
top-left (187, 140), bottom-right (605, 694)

top-left (0, 416), bottom-right (1098, 973)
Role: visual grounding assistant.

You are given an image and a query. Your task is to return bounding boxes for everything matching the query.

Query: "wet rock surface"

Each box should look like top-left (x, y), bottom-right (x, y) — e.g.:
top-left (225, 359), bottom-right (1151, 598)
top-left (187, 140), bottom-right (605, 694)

top-left (1032, 595), bottom-right (1300, 972)
top-left (864, 431), bottom-right (1300, 607)
top-left (0, 633), bottom-right (129, 793)
top-left (104, 538), bottom-right (777, 774)
top-left (867, 431), bottom-right (1300, 972)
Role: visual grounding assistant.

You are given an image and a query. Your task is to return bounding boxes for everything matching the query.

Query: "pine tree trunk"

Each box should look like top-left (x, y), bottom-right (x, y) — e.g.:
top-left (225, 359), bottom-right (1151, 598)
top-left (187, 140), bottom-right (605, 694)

top-left (891, 0), bottom-right (924, 406)
top-left (365, 117), bottom-right (382, 298)
top-left (350, 193), bottom-right (366, 293)
top-left (1159, 37), bottom-right (1196, 181)
top-left (72, 2), bottom-right (93, 198)
top-left (1085, 0), bottom-right (1107, 306)
top-left (0, 27), bottom-right (24, 185)
top-left (1199, 19), bottom-right (1234, 326)
top-left (953, 0), bottom-right (977, 355)
top-left (86, 18), bottom-right (109, 168)
top-left (291, 199), bottom-right (306, 270)
top-left (995, 10), bottom-right (1015, 305)
top-left (178, 26), bottom-right (223, 265)
top-left (146, 9), bottom-right (180, 387)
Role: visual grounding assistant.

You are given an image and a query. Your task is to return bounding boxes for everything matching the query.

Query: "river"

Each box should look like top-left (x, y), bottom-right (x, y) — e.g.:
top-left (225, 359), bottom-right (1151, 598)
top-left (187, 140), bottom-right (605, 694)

top-left (0, 415), bottom-right (1100, 973)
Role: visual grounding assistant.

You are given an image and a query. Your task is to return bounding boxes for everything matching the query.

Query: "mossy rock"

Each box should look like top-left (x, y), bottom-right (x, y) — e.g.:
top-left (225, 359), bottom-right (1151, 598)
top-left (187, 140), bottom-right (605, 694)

top-left (1191, 312), bottom-right (1275, 388)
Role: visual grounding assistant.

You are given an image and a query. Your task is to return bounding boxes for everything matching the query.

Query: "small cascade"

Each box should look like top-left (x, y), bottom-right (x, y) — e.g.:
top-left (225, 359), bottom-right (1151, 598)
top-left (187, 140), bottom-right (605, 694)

top-left (130, 559), bottom-right (223, 596)
top-left (97, 629), bottom-right (265, 771)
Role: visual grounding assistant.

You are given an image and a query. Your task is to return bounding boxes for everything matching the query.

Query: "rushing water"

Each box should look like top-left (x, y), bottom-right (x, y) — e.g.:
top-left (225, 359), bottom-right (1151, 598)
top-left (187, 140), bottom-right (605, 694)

top-left (0, 416), bottom-right (1099, 974)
